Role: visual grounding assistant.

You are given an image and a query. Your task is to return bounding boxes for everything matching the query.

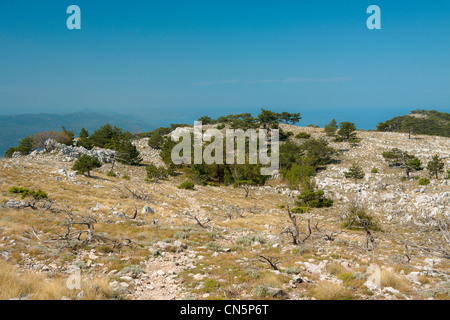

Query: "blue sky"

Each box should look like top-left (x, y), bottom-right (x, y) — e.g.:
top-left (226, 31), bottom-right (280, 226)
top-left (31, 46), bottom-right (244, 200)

top-left (0, 0), bottom-right (449, 129)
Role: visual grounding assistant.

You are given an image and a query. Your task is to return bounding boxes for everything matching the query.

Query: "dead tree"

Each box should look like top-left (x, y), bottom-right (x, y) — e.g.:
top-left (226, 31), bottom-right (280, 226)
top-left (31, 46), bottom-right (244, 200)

top-left (392, 215), bottom-right (449, 260)
top-left (124, 205), bottom-right (139, 220)
top-left (29, 211), bottom-right (132, 249)
top-left (280, 207), bottom-right (314, 245)
top-left (226, 205), bottom-right (245, 219)
top-left (355, 216), bottom-right (376, 251)
top-left (314, 223), bottom-right (343, 241)
top-left (113, 184), bottom-right (151, 202)
top-left (256, 255), bottom-right (293, 271)
top-left (181, 212), bottom-right (211, 229)
top-left (6, 198), bottom-right (61, 212)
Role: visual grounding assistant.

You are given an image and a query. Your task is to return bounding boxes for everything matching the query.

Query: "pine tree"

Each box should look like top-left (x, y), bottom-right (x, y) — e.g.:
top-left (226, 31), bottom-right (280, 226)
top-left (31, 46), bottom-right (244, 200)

top-left (401, 119), bottom-right (417, 140)
top-left (198, 116), bottom-right (213, 125)
top-left (258, 108), bottom-right (279, 129)
top-left (72, 154), bottom-right (102, 177)
top-left (382, 148), bottom-right (422, 178)
top-left (337, 122), bottom-right (356, 141)
top-left (5, 136), bottom-right (35, 157)
top-left (427, 155), bottom-right (445, 179)
top-left (79, 128), bottom-right (89, 139)
top-left (344, 163), bottom-right (365, 183)
top-left (324, 119), bottom-right (338, 137)
top-left (278, 112), bottom-right (301, 125)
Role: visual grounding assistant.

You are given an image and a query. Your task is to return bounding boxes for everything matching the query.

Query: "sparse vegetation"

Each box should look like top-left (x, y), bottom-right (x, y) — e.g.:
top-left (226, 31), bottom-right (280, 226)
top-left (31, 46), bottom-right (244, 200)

top-left (427, 155), bottom-right (445, 179)
top-left (295, 132), bottom-right (311, 139)
top-left (9, 187), bottom-right (48, 200)
top-left (178, 180), bottom-right (195, 190)
top-left (382, 148), bottom-right (422, 178)
top-left (146, 163), bottom-right (169, 182)
top-left (0, 113), bottom-right (448, 301)
top-left (344, 163), bottom-right (365, 183)
top-left (418, 178), bottom-right (430, 186)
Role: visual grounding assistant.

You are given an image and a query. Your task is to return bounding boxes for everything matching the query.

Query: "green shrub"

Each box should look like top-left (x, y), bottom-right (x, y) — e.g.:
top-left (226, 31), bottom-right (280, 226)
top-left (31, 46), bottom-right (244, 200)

top-left (291, 207), bottom-right (308, 214)
top-left (146, 163), bottom-right (169, 182)
top-left (337, 272), bottom-right (354, 285)
top-left (236, 235), bottom-right (265, 246)
top-left (120, 265), bottom-right (144, 276)
top-left (206, 241), bottom-right (222, 252)
top-left (178, 180), bottom-right (195, 190)
top-left (4, 136), bottom-right (34, 158)
top-left (9, 187), bottom-right (48, 200)
top-left (244, 269), bottom-right (260, 279)
top-left (148, 133), bottom-right (165, 149)
top-left (284, 266), bottom-right (302, 274)
top-left (72, 154), bottom-right (102, 177)
top-left (418, 178), bottom-right (430, 186)
top-left (251, 284), bottom-right (286, 298)
top-left (371, 168), bottom-right (378, 174)
top-left (296, 189), bottom-right (333, 208)
top-left (173, 232), bottom-right (188, 240)
top-left (202, 279), bottom-right (220, 293)
top-left (106, 170), bottom-right (117, 177)
top-left (341, 204), bottom-right (381, 231)
top-left (295, 132), bottom-right (311, 139)
top-left (216, 124), bottom-right (225, 130)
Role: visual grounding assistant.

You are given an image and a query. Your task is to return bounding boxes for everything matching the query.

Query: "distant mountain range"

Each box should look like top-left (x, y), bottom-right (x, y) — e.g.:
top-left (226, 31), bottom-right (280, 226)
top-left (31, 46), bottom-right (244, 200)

top-left (376, 110), bottom-right (450, 138)
top-left (0, 111), bottom-right (158, 156)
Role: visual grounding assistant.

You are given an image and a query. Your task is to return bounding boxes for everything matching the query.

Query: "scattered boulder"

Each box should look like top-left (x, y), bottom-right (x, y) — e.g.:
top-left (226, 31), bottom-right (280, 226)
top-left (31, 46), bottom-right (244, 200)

top-left (141, 205), bottom-right (155, 214)
top-left (4, 200), bottom-right (26, 209)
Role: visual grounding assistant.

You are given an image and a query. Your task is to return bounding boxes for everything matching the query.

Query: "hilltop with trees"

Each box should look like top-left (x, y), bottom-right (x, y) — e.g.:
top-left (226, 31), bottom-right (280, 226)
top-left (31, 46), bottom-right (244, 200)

top-left (376, 110), bottom-right (450, 138)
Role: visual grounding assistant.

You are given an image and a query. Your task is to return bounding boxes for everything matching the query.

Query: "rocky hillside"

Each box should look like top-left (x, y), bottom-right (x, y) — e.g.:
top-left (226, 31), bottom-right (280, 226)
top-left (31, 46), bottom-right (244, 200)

top-left (0, 126), bottom-right (448, 300)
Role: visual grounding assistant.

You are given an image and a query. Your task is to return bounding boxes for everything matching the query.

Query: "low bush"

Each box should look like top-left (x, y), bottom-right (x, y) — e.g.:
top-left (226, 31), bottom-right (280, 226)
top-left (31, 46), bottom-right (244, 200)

top-left (418, 178), bottom-right (430, 186)
top-left (296, 189), bottom-right (333, 208)
top-left (9, 187), bottom-right (48, 200)
top-left (106, 170), bottom-right (117, 177)
top-left (295, 132), bottom-right (311, 139)
top-left (178, 180), bottom-right (195, 190)
top-left (341, 203), bottom-right (381, 231)
top-left (146, 163), bottom-right (169, 182)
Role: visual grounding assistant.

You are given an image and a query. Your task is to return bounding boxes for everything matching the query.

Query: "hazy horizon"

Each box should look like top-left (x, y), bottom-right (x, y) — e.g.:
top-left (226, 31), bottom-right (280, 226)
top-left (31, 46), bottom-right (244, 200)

top-left (0, 106), bottom-right (442, 131)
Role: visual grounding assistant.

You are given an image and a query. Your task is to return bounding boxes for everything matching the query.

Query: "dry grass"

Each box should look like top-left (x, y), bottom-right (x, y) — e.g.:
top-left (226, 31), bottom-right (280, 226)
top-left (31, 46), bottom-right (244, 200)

top-left (1, 131), bottom-right (449, 301)
top-left (380, 269), bottom-right (410, 292)
top-left (312, 281), bottom-right (353, 300)
top-left (0, 260), bottom-right (114, 300)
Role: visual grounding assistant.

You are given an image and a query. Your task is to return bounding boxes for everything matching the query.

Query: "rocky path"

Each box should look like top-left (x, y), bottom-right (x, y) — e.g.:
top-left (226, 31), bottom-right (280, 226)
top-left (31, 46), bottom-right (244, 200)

top-left (133, 252), bottom-right (194, 300)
